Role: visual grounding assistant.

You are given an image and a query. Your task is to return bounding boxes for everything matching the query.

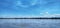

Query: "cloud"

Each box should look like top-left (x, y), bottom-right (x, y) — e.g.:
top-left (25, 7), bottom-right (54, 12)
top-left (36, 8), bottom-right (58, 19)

top-left (39, 12), bottom-right (60, 17)
top-left (31, 0), bottom-right (38, 5)
top-left (16, 1), bottom-right (29, 8)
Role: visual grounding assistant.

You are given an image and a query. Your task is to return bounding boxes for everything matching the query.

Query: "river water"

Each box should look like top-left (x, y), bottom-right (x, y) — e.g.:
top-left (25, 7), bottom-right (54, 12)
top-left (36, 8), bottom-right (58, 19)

top-left (0, 19), bottom-right (60, 28)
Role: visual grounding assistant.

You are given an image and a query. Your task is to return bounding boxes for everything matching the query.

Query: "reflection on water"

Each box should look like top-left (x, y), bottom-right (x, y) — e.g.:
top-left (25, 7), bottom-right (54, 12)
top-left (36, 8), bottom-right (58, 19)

top-left (0, 19), bottom-right (60, 28)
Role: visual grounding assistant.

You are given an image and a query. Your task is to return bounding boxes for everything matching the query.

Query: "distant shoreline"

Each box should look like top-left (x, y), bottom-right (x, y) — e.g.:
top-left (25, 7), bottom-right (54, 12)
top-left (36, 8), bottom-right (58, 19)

top-left (0, 17), bottom-right (60, 19)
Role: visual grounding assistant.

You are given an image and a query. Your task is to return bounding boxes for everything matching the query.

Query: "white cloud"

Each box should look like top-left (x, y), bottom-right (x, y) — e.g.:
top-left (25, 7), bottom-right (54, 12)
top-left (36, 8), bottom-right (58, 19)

top-left (31, 0), bottom-right (37, 5)
top-left (16, 1), bottom-right (29, 8)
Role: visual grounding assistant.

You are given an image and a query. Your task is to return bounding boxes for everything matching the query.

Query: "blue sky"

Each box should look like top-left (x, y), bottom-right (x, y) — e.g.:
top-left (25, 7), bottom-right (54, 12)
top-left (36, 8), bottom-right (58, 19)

top-left (0, 0), bottom-right (60, 17)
